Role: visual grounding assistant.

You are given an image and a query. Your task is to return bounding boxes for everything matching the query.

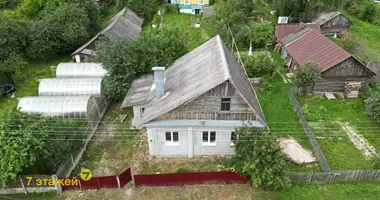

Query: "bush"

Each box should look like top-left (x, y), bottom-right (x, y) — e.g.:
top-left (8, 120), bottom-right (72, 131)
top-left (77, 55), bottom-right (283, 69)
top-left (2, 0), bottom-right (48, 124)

top-left (373, 156), bottom-right (380, 169)
top-left (243, 52), bottom-right (276, 77)
top-left (362, 4), bottom-right (377, 23)
top-left (164, 4), bottom-right (179, 14)
top-left (175, 168), bottom-right (189, 173)
top-left (302, 104), bottom-right (330, 122)
top-left (294, 62), bottom-right (321, 95)
top-left (346, 3), bottom-right (363, 17)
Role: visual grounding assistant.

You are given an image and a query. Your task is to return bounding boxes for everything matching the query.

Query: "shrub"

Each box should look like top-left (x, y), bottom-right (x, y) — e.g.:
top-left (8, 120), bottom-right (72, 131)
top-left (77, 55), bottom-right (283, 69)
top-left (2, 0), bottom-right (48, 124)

top-left (164, 4), bottom-right (179, 14)
top-left (243, 52), bottom-right (276, 77)
top-left (294, 62), bottom-right (321, 95)
top-left (176, 168), bottom-right (189, 173)
top-left (362, 4), bottom-right (377, 23)
top-left (373, 156), bottom-right (380, 169)
top-left (302, 104), bottom-right (330, 122)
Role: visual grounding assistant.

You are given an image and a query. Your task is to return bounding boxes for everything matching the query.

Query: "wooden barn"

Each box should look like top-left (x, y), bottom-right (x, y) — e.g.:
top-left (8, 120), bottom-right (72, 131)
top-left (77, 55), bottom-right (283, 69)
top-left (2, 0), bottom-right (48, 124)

top-left (312, 12), bottom-right (351, 36)
top-left (282, 28), bottom-right (375, 93)
top-left (367, 62), bottom-right (380, 82)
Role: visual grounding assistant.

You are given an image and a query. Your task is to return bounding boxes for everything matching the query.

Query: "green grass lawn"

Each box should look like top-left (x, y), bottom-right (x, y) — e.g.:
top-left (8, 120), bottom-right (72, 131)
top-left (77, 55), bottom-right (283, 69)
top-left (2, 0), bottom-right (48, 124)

top-left (144, 11), bottom-right (216, 50)
top-left (298, 95), bottom-right (378, 169)
top-left (340, 9), bottom-right (380, 62)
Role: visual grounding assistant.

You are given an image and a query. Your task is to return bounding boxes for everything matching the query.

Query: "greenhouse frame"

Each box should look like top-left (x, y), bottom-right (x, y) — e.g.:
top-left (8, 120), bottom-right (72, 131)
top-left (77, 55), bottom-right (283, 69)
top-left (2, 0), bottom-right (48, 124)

top-left (38, 78), bottom-right (103, 97)
top-left (17, 96), bottom-right (105, 122)
top-left (56, 63), bottom-right (107, 78)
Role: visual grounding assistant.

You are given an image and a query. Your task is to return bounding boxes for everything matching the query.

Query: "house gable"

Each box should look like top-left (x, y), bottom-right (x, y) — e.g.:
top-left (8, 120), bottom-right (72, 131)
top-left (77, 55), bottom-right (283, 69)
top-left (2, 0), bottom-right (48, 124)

top-left (322, 57), bottom-right (375, 77)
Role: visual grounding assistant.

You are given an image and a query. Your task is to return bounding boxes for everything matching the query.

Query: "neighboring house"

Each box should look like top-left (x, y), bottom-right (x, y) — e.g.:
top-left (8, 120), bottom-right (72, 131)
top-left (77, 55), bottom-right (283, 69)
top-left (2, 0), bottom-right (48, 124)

top-left (367, 62), bottom-right (380, 82)
top-left (275, 24), bottom-right (321, 57)
top-left (72, 8), bottom-right (144, 62)
top-left (312, 12), bottom-right (351, 36)
top-left (283, 28), bottom-right (375, 93)
top-left (170, 0), bottom-right (210, 14)
top-left (121, 35), bottom-right (266, 158)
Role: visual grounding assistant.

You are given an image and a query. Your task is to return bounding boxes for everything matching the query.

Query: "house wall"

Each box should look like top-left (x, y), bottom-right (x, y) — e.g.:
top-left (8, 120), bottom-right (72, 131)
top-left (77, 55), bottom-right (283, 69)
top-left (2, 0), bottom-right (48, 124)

top-left (132, 106), bottom-right (144, 127)
top-left (322, 57), bottom-right (373, 77)
top-left (147, 126), bottom-right (235, 157)
top-left (157, 81), bottom-right (257, 121)
top-left (320, 15), bottom-right (350, 35)
top-left (178, 0), bottom-right (209, 14)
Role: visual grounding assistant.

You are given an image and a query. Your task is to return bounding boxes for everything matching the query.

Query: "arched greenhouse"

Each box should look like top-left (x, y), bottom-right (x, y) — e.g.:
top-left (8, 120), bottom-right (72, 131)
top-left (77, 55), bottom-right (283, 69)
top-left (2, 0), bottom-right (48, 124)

top-left (56, 63), bottom-right (107, 78)
top-left (17, 96), bottom-right (105, 123)
top-left (38, 78), bottom-right (103, 97)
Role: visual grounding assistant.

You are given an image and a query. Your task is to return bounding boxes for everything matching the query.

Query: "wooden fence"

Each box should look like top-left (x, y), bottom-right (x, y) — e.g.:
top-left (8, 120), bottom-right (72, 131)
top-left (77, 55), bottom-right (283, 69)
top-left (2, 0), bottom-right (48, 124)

top-left (133, 171), bottom-right (250, 187)
top-left (288, 170), bottom-right (380, 184)
top-left (289, 88), bottom-right (331, 172)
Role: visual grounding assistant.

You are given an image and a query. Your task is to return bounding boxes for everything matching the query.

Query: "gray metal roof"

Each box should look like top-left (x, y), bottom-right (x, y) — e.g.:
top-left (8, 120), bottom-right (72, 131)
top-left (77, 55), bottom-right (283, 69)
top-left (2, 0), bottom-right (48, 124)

top-left (72, 8), bottom-right (144, 56)
top-left (56, 63), bottom-right (107, 78)
top-left (38, 78), bottom-right (103, 97)
top-left (121, 35), bottom-right (266, 126)
top-left (280, 26), bottom-right (312, 45)
top-left (312, 12), bottom-right (342, 25)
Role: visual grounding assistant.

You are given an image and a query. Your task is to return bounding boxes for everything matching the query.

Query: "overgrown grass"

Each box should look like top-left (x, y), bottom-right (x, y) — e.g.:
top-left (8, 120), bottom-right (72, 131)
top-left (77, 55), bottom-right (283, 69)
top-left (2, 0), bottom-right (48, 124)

top-left (5, 192), bottom-right (64, 200)
top-left (298, 95), bottom-right (378, 169)
top-left (340, 9), bottom-right (380, 62)
top-left (257, 51), bottom-right (320, 172)
top-left (144, 12), bottom-right (216, 50)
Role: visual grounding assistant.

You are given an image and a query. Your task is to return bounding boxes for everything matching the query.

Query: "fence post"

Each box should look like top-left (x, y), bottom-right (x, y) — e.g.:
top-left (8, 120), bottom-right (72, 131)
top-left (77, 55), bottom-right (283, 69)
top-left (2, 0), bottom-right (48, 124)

top-left (18, 176), bottom-right (27, 194)
top-left (116, 176), bottom-right (121, 188)
top-left (52, 175), bottom-right (62, 194)
top-left (71, 155), bottom-right (75, 167)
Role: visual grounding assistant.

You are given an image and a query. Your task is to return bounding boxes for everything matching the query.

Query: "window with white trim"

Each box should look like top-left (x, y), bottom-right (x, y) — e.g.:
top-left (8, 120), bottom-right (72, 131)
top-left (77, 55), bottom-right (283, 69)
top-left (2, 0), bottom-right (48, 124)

top-left (202, 131), bottom-right (216, 144)
top-left (165, 131), bottom-right (179, 144)
top-left (184, 0), bottom-right (190, 5)
top-left (198, 0), bottom-right (204, 5)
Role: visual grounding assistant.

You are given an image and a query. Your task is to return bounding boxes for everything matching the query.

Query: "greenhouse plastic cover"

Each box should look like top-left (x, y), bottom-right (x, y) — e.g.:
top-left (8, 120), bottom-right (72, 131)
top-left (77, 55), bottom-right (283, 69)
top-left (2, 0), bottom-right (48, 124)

top-left (56, 63), bottom-right (107, 78)
top-left (17, 96), bottom-right (94, 118)
top-left (38, 78), bottom-right (102, 97)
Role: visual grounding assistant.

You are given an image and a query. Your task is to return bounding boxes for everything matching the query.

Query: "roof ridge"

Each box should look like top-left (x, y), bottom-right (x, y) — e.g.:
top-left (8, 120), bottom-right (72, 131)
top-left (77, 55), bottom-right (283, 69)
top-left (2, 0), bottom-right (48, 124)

top-left (216, 35), bottom-right (231, 80)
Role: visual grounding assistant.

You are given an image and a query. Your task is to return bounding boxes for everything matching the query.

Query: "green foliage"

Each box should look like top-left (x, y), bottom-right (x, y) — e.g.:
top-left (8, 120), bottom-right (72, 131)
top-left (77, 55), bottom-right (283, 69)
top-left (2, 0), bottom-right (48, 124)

top-left (302, 104), bottom-right (330, 121)
top-left (175, 168), bottom-right (189, 173)
top-left (250, 22), bottom-right (273, 48)
top-left (231, 127), bottom-right (290, 190)
top-left (27, 4), bottom-right (90, 60)
top-left (243, 52), bottom-right (276, 77)
top-left (124, 0), bottom-right (160, 21)
top-left (0, 105), bottom-right (84, 187)
top-left (0, 14), bottom-right (27, 61)
top-left (116, 0), bottom-right (125, 10)
top-left (95, 28), bottom-right (187, 100)
top-left (340, 31), bottom-right (367, 61)
top-left (362, 4), bottom-right (377, 23)
top-left (0, 54), bottom-right (28, 74)
top-left (0, 0), bottom-right (22, 9)
top-left (294, 62), bottom-right (321, 95)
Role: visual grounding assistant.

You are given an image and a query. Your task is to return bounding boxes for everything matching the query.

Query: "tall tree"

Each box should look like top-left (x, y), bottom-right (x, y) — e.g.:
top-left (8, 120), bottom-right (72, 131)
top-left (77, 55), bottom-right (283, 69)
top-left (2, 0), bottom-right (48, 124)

top-left (0, 14), bottom-right (27, 61)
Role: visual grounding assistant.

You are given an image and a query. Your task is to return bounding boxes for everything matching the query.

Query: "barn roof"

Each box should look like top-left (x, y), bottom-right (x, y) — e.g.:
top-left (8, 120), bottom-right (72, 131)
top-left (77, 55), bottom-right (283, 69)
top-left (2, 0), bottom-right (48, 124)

top-left (280, 26), bottom-right (312, 45)
top-left (285, 29), bottom-right (352, 72)
top-left (72, 8), bottom-right (143, 56)
top-left (275, 24), bottom-right (320, 43)
top-left (368, 62), bottom-right (380, 76)
top-left (121, 35), bottom-right (266, 126)
top-left (312, 12), bottom-right (342, 25)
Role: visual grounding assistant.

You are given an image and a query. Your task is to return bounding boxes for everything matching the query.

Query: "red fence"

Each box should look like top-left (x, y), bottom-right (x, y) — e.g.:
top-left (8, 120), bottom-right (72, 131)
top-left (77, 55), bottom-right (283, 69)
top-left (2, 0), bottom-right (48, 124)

top-left (134, 171), bottom-right (250, 187)
top-left (119, 168), bottom-right (132, 187)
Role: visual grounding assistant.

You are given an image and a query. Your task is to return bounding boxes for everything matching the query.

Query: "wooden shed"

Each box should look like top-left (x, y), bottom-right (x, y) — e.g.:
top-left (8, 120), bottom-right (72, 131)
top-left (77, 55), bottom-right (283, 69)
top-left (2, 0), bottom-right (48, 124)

top-left (367, 62), bottom-right (380, 82)
top-left (283, 28), bottom-right (375, 93)
top-left (312, 12), bottom-right (351, 36)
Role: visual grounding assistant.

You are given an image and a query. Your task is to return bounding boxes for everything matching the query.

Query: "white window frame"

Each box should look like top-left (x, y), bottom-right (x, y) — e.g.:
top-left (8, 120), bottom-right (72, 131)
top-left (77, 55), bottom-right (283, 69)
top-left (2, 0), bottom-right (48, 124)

top-left (202, 131), bottom-right (216, 146)
top-left (165, 131), bottom-right (179, 146)
top-left (198, 0), bottom-right (204, 5)
top-left (184, 0), bottom-right (190, 5)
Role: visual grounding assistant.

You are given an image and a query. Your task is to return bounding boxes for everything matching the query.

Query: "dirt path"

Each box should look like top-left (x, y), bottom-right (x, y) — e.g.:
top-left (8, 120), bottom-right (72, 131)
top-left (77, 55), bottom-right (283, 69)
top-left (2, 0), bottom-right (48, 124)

top-left (340, 122), bottom-right (377, 159)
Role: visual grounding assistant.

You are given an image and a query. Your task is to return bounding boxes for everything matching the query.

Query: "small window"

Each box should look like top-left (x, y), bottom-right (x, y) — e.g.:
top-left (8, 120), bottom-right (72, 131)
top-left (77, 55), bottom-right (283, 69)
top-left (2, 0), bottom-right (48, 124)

top-left (202, 131), bottom-right (216, 144)
top-left (140, 107), bottom-right (145, 117)
top-left (221, 98), bottom-right (231, 111)
top-left (198, 0), bottom-right (204, 5)
top-left (184, 0), bottom-right (190, 5)
top-left (166, 131), bottom-right (179, 143)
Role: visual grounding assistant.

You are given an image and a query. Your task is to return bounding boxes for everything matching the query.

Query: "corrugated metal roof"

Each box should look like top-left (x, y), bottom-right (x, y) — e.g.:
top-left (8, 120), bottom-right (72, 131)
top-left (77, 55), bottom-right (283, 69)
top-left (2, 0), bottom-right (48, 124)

top-left (275, 24), bottom-right (321, 43)
top-left (121, 35), bottom-right (266, 127)
top-left (285, 29), bottom-right (351, 72)
top-left (280, 27), bottom-right (312, 45)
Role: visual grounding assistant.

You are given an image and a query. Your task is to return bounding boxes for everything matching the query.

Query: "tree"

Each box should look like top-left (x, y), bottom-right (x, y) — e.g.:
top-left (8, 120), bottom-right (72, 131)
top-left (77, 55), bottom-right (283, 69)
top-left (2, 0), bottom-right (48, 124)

top-left (95, 28), bottom-right (188, 100)
top-left (124, 0), bottom-right (160, 21)
top-left (362, 4), bottom-right (377, 23)
top-left (0, 14), bottom-right (27, 61)
top-left (27, 3), bottom-right (90, 60)
top-left (294, 62), bottom-right (321, 95)
top-left (244, 52), bottom-right (276, 77)
top-left (0, 54), bottom-right (28, 74)
top-left (230, 127), bottom-right (290, 190)
top-left (340, 32), bottom-right (367, 61)
top-left (250, 22), bottom-right (273, 48)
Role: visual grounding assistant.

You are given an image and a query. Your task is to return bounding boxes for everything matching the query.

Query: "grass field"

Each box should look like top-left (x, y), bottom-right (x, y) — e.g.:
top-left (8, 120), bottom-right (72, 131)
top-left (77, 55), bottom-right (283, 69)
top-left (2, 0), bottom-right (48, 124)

top-left (298, 95), bottom-right (378, 169)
